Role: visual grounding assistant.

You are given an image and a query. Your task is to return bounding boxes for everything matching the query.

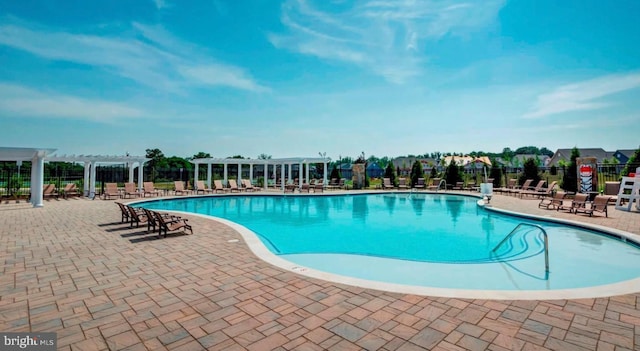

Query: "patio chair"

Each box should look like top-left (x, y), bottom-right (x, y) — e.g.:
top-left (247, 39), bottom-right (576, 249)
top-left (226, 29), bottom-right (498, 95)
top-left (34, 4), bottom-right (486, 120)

top-left (495, 179), bottom-right (517, 194)
top-left (427, 178), bottom-right (442, 191)
top-left (241, 179), bottom-right (258, 192)
top-left (382, 178), bottom-right (394, 190)
top-left (313, 180), bottom-right (324, 193)
top-left (398, 178), bottom-right (409, 190)
top-left (141, 208), bottom-right (181, 233)
top-left (213, 180), bottom-right (227, 193)
top-left (574, 195), bottom-right (611, 217)
top-left (127, 205), bottom-right (151, 229)
top-left (174, 181), bottom-right (192, 195)
top-left (327, 178), bottom-right (339, 190)
top-left (62, 183), bottom-right (80, 199)
top-left (195, 180), bottom-right (214, 195)
top-left (300, 183), bottom-right (310, 193)
top-left (538, 191), bottom-right (566, 210)
top-left (143, 182), bottom-right (162, 197)
top-left (227, 179), bottom-right (241, 192)
top-left (558, 193), bottom-right (588, 213)
top-left (43, 183), bottom-right (59, 199)
top-left (154, 211), bottom-right (193, 238)
top-left (124, 182), bottom-right (141, 199)
top-left (103, 183), bottom-right (120, 200)
top-left (452, 182), bottom-right (464, 190)
top-left (115, 202), bottom-right (132, 223)
top-left (518, 180), bottom-right (551, 198)
top-left (509, 179), bottom-right (533, 196)
top-left (414, 178), bottom-right (426, 190)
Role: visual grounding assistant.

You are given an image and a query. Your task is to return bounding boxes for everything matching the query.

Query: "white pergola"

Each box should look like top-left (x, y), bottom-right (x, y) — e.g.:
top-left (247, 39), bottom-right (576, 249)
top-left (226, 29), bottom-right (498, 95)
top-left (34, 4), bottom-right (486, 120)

top-left (0, 147), bottom-right (57, 207)
top-left (191, 157), bottom-right (331, 191)
top-left (47, 155), bottom-right (149, 198)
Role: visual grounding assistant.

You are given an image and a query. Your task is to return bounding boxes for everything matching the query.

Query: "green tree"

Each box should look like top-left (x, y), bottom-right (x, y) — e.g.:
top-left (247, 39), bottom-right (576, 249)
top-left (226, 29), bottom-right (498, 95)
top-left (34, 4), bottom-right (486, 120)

top-left (621, 147), bottom-right (640, 177)
top-left (191, 152), bottom-right (211, 159)
top-left (519, 158), bottom-right (541, 185)
top-left (257, 153), bottom-right (272, 160)
top-left (330, 165), bottom-right (341, 180)
top-left (409, 160), bottom-right (424, 187)
top-left (145, 148), bottom-right (167, 181)
top-left (562, 147), bottom-right (580, 192)
top-left (489, 160), bottom-right (502, 187)
top-left (445, 158), bottom-right (462, 187)
top-left (384, 163), bottom-right (397, 186)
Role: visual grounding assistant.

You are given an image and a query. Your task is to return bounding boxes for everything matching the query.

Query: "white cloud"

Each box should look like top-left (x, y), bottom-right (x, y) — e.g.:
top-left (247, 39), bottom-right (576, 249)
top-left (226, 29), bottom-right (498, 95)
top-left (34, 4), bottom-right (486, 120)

top-left (523, 72), bottom-right (640, 118)
top-left (153, 0), bottom-right (171, 10)
top-left (0, 83), bottom-right (146, 122)
top-left (179, 64), bottom-right (271, 93)
top-left (270, 0), bottom-right (505, 83)
top-left (0, 20), bottom-right (267, 93)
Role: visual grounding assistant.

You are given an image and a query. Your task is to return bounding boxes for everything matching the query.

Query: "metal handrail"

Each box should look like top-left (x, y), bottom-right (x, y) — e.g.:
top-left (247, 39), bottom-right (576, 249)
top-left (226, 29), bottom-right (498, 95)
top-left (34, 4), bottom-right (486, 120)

top-left (492, 223), bottom-right (549, 273)
top-left (438, 179), bottom-right (447, 191)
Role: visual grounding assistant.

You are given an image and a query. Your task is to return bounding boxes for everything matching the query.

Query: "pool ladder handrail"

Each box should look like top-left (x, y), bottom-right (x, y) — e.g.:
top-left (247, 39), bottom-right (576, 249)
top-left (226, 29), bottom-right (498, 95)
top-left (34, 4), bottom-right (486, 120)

top-left (437, 179), bottom-right (447, 191)
top-left (492, 223), bottom-right (549, 273)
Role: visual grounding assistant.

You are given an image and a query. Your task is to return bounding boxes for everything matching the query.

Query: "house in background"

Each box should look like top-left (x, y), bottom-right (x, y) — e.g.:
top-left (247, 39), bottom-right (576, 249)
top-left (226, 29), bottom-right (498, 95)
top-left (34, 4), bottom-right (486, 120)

top-left (613, 149), bottom-right (637, 165)
top-left (366, 162), bottom-right (384, 178)
top-left (547, 148), bottom-right (614, 166)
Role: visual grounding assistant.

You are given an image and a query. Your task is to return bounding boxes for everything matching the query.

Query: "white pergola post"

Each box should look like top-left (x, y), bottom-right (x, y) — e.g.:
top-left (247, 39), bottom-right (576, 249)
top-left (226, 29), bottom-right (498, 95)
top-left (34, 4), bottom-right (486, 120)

top-left (272, 164), bottom-right (277, 183)
top-left (237, 163), bottom-right (242, 184)
top-left (128, 163), bottom-right (134, 183)
top-left (223, 164), bottom-right (228, 186)
top-left (89, 163), bottom-right (97, 199)
top-left (281, 163), bottom-right (285, 190)
top-left (83, 162), bottom-right (91, 197)
top-left (323, 161), bottom-right (328, 185)
top-left (305, 162), bottom-right (310, 184)
top-left (287, 164), bottom-right (292, 183)
top-left (299, 162), bottom-right (303, 189)
top-left (207, 163), bottom-right (212, 189)
top-left (249, 164), bottom-right (254, 184)
top-left (137, 163), bottom-right (144, 192)
top-left (264, 162), bottom-right (269, 190)
top-left (194, 163), bottom-right (199, 189)
top-left (30, 152), bottom-right (45, 207)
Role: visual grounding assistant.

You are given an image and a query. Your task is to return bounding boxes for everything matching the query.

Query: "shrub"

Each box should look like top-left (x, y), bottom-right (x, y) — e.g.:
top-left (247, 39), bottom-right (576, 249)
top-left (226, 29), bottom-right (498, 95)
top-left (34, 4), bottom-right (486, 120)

top-left (8, 174), bottom-right (24, 196)
top-left (519, 158), bottom-right (541, 185)
top-left (445, 159), bottom-right (462, 187)
top-left (410, 160), bottom-right (424, 187)
top-left (562, 147), bottom-right (580, 192)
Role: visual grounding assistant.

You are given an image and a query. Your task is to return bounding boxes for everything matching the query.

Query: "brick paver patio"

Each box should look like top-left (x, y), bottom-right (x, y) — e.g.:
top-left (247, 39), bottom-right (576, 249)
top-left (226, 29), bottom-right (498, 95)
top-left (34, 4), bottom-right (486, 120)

top-left (1, 193), bottom-right (639, 350)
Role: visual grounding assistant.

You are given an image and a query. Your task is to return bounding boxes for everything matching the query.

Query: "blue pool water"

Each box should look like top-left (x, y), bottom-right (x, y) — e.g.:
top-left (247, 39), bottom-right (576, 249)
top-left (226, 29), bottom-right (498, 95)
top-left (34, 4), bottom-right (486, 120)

top-left (139, 193), bottom-right (640, 291)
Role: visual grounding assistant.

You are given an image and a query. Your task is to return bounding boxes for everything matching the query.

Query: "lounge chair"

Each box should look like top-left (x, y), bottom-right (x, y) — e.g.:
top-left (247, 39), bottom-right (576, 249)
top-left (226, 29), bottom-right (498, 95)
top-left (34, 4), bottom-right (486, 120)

top-left (174, 181), bottom-right (192, 195)
top-left (398, 178), bottom-right (409, 190)
top-left (228, 179), bottom-right (241, 193)
top-left (61, 183), bottom-right (80, 198)
top-left (127, 205), bottom-right (151, 229)
top-left (115, 202), bottom-right (132, 223)
top-left (518, 180), bottom-right (548, 198)
top-left (241, 179), bottom-right (258, 192)
top-left (538, 191), bottom-right (566, 210)
top-left (382, 178), bottom-right (394, 190)
top-left (142, 208), bottom-right (181, 233)
top-left (452, 182), bottom-right (464, 190)
top-left (558, 193), bottom-right (588, 213)
top-left (300, 183), bottom-right (310, 193)
top-left (339, 178), bottom-right (348, 190)
top-left (495, 179), bottom-right (517, 194)
top-left (43, 183), bottom-right (59, 199)
top-left (414, 178), bottom-right (426, 190)
top-left (575, 195), bottom-right (611, 217)
top-left (124, 182), bottom-right (141, 198)
top-left (509, 179), bottom-right (533, 196)
top-left (154, 211), bottom-right (192, 238)
top-left (195, 180), bottom-right (214, 195)
top-left (313, 180), bottom-right (324, 193)
top-left (327, 178), bottom-right (340, 190)
top-left (143, 182), bottom-right (162, 197)
top-left (102, 183), bottom-right (120, 200)
top-left (213, 180), bottom-right (227, 193)
top-left (427, 178), bottom-right (442, 191)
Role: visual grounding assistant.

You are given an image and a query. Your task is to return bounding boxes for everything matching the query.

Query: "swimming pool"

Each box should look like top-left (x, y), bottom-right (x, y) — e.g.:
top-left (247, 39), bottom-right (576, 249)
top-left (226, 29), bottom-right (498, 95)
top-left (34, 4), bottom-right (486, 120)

top-left (138, 193), bottom-right (640, 298)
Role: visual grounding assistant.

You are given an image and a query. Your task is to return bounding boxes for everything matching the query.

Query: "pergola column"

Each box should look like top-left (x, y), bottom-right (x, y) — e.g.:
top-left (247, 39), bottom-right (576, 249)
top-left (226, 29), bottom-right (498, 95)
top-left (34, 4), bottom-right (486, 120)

top-left (89, 163), bottom-right (97, 199)
top-left (264, 162), bottom-right (269, 190)
top-left (83, 162), bottom-right (91, 197)
top-left (137, 163), bottom-right (144, 192)
top-left (128, 163), bottom-right (135, 183)
top-left (299, 162), bottom-right (303, 189)
top-left (281, 163), bottom-right (285, 190)
top-left (30, 151), bottom-right (45, 208)
top-left (305, 162), bottom-right (310, 184)
top-left (194, 163), bottom-right (199, 189)
top-left (287, 164), bottom-right (292, 183)
top-left (323, 161), bottom-right (328, 185)
top-left (237, 163), bottom-right (242, 184)
top-left (207, 163), bottom-right (212, 189)
top-left (223, 164), bottom-right (228, 186)
top-left (249, 164), bottom-right (254, 184)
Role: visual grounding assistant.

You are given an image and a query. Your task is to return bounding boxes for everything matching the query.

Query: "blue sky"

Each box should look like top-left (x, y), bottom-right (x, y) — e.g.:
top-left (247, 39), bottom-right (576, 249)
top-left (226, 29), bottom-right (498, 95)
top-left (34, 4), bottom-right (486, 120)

top-left (1, 0), bottom-right (639, 160)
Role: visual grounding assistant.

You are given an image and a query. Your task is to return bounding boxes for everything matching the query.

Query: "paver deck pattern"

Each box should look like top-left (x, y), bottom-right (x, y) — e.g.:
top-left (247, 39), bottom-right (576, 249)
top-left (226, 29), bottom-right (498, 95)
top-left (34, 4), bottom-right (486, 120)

top-left (1, 192), bottom-right (639, 350)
